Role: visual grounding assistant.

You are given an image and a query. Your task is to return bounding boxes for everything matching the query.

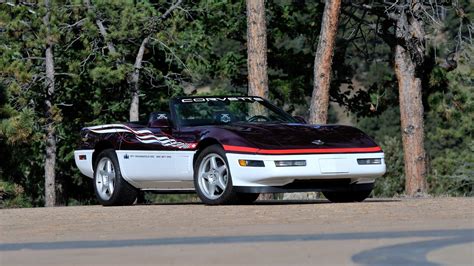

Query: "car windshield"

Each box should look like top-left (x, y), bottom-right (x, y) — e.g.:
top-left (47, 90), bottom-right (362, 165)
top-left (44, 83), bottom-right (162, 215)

top-left (173, 96), bottom-right (297, 127)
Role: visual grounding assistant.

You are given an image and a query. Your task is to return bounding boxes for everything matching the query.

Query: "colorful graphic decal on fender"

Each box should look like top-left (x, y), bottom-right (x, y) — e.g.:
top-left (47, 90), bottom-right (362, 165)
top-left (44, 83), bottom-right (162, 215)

top-left (87, 124), bottom-right (196, 149)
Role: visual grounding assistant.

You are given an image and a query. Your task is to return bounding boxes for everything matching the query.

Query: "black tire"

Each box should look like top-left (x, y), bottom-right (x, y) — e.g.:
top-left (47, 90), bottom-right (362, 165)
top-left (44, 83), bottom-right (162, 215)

top-left (193, 145), bottom-right (238, 205)
top-left (93, 149), bottom-right (138, 206)
top-left (323, 187), bottom-right (373, 203)
top-left (235, 193), bottom-right (260, 204)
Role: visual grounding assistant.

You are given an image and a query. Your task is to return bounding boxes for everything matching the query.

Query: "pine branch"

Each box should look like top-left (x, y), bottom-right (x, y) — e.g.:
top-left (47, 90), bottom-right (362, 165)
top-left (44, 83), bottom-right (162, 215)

top-left (161, 0), bottom-right (184, 20)
top-left (83, 0), bottom-right (116, 54)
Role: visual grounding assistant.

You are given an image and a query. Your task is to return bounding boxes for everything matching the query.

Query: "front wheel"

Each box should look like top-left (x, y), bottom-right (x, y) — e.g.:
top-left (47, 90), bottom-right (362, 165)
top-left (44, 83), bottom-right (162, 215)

top-left (194, 145), bottom-right (238, 205)
top-left (93, 149), bottom-right (138, 206)
top-left (323, 185), bottom-right (373, 203)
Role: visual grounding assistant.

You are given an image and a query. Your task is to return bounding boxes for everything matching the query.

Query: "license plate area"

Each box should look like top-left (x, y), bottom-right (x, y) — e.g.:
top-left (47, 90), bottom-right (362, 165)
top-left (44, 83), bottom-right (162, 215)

top-left (319, 158), bottom-right (350, 174)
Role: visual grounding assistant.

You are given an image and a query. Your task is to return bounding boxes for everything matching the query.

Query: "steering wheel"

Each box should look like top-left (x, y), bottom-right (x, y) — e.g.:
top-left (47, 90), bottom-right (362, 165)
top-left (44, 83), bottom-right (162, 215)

top-left (247, 115), bottom-right (270, 122)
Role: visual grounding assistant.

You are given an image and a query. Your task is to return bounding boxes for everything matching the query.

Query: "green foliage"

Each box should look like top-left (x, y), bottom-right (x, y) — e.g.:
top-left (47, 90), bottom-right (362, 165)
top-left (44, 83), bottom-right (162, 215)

top-left (357, 47), bottom-right (474, 197)
top-left (342, 1), bottom-right (474, 197)
top-left (373, 136), bottom-right (405, 197)
top-left (267, 1), bottom-right (322, 106)
top-left (0, 1), bottom-right (211, 206)
top-left (358, 108), bottom-right (405, 197)
top-left (0, 1), bottom-right (472, 207)
top-left (0, 108), bottom-right (39, 144)
top-left (425, 54), bottom-right (474, 196)
top-left (0, 181), bottom-right (32, 208)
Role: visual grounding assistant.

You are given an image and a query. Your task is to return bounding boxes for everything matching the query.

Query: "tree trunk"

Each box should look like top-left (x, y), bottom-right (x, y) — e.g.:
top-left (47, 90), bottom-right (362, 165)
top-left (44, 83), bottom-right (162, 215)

top-left (43, 0), bottom-right (56, 207)
top-left (84, 0), bottom-right (116, 54)
top-left (247, 0), bottom-right (271, 200)
top-left (393, 8), bottom-right (427, 196)
top-left (308, 0), bottom-right (341, 124)
top-left (246, 0), bottom-right (268, 99)
top-left (129, 36), bottom-right (149, 122)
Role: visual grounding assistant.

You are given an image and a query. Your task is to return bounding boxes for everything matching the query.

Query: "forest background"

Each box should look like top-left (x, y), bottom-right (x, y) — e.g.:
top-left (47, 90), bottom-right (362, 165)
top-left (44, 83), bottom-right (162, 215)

top-left (0, 0), bottom-right (472, 207)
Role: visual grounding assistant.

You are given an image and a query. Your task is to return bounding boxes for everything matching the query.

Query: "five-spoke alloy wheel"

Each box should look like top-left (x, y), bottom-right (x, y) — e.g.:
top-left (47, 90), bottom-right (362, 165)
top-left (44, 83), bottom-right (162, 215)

top-left (93, 149), bottom-right (138, 206)
top-left (194, 144), bottom-right (260, 205)
top-left (95, 157), bottom-right (116, 201)
top-left (194, 145), bottom-right (240, 205)
top-left (197, 153), bottom-right (229, 200)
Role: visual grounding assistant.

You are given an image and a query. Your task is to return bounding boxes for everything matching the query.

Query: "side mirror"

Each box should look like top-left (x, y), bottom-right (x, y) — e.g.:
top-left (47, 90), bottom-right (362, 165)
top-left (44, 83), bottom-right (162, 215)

top-left (293, 116), bottom-right (307, 124)
top-left (148, 112), bottom-right (171, 128)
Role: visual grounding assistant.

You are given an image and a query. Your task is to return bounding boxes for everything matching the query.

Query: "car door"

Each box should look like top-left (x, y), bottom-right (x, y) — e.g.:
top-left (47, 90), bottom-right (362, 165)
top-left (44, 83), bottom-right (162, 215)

top-left (116, 117), bottom-right (195, 187)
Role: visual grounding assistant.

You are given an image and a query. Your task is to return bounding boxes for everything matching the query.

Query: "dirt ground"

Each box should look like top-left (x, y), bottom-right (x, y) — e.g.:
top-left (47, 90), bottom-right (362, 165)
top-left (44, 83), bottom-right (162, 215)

top-left (1, 197), bottom-right (473, 265)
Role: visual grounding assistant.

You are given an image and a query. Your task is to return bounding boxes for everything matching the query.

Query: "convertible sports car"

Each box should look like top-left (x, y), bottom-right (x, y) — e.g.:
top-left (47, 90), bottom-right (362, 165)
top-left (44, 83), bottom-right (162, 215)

top-left (74, 96), bottom-right (386, 205)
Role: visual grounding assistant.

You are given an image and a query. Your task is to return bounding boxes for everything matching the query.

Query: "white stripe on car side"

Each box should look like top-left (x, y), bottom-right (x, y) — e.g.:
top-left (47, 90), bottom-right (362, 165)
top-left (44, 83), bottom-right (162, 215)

top-left (116, 150), bottom-right (196, 188)
top-left (74, 149), bottom-right (196, 190)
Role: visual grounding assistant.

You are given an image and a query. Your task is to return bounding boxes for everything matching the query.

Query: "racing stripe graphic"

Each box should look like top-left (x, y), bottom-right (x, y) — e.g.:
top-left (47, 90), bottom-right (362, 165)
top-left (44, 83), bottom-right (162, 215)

top-left (223, 145), bottom-right (382, 154)
top-left (87, 124), bottom-right (196, 149)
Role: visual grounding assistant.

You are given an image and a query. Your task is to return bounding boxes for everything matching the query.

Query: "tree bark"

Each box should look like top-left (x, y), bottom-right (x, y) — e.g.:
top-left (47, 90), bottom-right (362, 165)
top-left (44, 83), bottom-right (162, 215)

top-left (393, 7), bottom-right (427, 196)
top-left (308, 0), bottom-right (341, 124)
top-left (246, 0), bottom-right (268, 99)
top-left (84, 0), bottom-right (116, 54)
top-left (247, 0), bottom-right (271, 199)
top-left (129, 36), bottom-right (149, 122)
top-left (43, 0), bottom-right (56, 207)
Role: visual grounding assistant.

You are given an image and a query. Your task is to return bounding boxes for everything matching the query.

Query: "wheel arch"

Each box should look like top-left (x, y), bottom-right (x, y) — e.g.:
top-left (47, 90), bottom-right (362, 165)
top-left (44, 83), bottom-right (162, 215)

top-left (193, 138), bottom-right (223, 166)
top-left (92, 141), bottom-right (115, 167)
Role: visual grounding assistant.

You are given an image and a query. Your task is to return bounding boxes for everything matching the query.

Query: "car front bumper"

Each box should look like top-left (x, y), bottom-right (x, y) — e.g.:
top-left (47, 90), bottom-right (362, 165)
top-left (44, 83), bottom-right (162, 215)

top-left (226, 152), bottom-right (386, 187)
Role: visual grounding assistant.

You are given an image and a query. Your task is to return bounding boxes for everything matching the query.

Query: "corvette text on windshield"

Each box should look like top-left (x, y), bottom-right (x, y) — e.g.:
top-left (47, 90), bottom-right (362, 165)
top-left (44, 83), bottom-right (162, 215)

top-left (180, 97), bottom-right (264, 103)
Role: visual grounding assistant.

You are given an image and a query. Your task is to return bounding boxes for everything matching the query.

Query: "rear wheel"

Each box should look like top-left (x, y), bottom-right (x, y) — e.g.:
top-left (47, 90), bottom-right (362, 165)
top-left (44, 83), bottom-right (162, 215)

top-left (194, 145), bottom-right (238, 205)
top-left (323, 185), bottom-right (373, 203)
top-left (93, 149), bottom-right (138, 206)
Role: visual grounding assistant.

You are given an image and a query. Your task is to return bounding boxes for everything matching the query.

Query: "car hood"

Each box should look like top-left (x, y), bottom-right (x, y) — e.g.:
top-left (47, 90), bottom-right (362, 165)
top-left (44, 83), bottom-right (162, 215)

top-left (217, 123), bottom-right (378, 150)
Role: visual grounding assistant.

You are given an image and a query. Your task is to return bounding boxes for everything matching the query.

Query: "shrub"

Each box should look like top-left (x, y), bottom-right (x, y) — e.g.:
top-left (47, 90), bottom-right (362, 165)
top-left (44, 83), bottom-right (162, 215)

top-left (0, 180), bottom-right (32, 208)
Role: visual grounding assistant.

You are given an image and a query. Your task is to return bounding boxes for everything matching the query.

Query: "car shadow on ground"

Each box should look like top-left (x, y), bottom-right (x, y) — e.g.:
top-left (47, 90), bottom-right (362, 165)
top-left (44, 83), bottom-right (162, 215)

top-left (139, 198), bottom-right (400, 206)
top-left (254, 198), bottom-right (400, 205)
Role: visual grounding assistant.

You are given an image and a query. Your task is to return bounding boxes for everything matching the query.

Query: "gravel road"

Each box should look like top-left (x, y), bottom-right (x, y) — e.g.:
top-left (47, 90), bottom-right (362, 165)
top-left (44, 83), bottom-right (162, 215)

top-left (1, 197), bottom-right (473, 265)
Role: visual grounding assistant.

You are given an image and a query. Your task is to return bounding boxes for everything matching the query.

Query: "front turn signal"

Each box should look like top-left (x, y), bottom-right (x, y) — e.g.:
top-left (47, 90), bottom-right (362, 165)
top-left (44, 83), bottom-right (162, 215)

top-left (238, 159), bottom-right (265, 167)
